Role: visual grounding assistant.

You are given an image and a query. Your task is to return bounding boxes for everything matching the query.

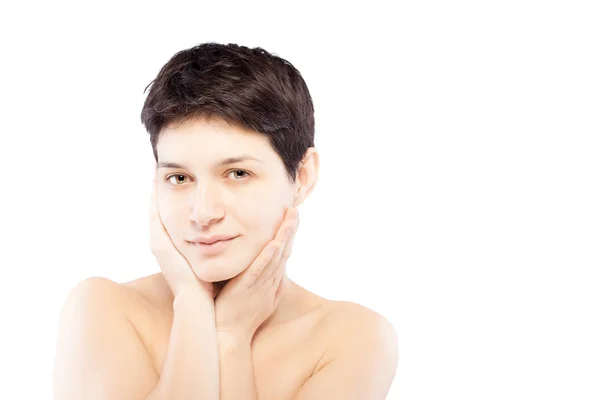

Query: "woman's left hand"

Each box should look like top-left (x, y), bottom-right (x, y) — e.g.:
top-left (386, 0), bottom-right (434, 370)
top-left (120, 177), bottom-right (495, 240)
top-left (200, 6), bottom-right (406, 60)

top-left (214, 207), bottom-right (299, 341)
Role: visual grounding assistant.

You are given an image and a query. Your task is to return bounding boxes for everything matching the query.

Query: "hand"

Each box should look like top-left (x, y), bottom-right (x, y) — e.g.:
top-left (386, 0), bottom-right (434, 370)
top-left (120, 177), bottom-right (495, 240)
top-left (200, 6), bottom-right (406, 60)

top-left (214, 207), bottom-right (300, 340)
top-left (149, 176), bottom-right (215, 299)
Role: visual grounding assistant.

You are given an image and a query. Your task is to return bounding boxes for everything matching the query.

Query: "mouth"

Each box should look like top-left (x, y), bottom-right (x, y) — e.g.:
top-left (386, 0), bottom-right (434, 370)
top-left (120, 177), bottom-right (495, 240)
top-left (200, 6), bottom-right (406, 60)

top-left (192, 236), bottom-right (236, 245)
top-left (188, 236), bottom-right (238, 255)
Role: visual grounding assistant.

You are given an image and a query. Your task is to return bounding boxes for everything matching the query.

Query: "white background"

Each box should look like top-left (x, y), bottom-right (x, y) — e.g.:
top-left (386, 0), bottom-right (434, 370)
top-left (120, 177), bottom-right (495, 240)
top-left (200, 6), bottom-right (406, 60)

top-left (1, 1), bottom-right (599, 399)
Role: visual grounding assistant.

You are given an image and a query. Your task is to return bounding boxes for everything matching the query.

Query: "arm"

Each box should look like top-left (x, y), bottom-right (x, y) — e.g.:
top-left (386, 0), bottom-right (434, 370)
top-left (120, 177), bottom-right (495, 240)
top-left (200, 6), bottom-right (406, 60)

top-left (217, 331), bottom-right (258, 400)
top-left (53, 277), bottom-right (220, 400)
top-left (146, 174), bottom-right (221, 399)
top-left (294, 311), bottom-right (399, 400)
top-left (213, 207), bottom-right (300, 399)
top-left (148, 287), bottom-right (220, 400)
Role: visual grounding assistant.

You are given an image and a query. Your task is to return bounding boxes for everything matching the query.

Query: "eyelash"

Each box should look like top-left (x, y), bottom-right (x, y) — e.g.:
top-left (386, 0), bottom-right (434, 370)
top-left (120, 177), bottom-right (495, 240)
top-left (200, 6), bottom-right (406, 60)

top-left (165, 170), bottom-right (252, 185)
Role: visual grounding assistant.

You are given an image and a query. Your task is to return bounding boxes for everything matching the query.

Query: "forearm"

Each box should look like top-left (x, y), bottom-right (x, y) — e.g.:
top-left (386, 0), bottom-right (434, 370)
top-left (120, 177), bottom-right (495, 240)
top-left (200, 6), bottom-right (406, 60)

top-left (147, 288), bottom-right (220, 400)
top-left (217, 331), bottom-right (258, 400)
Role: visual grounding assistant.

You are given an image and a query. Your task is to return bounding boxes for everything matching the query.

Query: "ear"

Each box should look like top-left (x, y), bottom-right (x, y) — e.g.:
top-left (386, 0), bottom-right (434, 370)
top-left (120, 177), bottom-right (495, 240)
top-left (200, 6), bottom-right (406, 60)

top-left (293, 148), bottom-right (320, 207)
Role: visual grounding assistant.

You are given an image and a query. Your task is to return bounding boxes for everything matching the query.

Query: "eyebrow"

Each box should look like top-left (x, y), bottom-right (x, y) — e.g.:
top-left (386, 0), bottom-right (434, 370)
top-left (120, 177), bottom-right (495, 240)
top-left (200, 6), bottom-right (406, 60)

top-left (157, 155), bottom-right (264, 169)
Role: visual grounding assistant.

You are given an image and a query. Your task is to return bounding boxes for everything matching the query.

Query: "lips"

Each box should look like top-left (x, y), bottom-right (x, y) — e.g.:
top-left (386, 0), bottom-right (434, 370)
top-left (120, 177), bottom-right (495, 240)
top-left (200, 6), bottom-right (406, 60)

top-left (189, 234), bottom-right (237, 245)
top-left (200, 237), bottom-right (234, 245)
top-left (189, 236), bottom-right (237, 256)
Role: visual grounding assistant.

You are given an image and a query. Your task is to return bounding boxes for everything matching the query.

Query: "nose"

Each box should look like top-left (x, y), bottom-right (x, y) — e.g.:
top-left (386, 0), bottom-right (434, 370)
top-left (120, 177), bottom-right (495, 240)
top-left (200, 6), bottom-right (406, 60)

top-left (189, 181), bottom-right (225, 227)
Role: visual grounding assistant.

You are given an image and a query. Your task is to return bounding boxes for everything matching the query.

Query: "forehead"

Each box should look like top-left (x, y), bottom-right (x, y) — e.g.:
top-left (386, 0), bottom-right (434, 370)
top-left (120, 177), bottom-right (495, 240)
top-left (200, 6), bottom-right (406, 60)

top-left (157, 117), bottom-right (275, 162)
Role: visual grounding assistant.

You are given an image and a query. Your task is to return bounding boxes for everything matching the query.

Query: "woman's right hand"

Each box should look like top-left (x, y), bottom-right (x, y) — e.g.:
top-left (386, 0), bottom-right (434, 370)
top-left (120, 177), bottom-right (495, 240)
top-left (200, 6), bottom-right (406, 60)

top-left (149, 176), bottom-right (215, 299)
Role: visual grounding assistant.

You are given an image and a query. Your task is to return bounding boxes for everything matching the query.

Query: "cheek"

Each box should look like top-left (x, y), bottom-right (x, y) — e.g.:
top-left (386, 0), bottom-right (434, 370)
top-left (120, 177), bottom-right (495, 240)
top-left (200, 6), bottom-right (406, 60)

top-left (245, 189), bottom-right (290, 225)
top-left (158, 209), bottom-right (188, 245)
top-left (157, 192), bottom-right (179, 224)
top-left (244, 206), bottom-right (286, 245)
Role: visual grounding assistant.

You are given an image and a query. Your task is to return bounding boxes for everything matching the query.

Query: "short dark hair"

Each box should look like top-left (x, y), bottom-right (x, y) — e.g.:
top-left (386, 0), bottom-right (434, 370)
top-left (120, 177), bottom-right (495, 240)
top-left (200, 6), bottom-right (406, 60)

top-left (140, 42), bottom-right (315, 184)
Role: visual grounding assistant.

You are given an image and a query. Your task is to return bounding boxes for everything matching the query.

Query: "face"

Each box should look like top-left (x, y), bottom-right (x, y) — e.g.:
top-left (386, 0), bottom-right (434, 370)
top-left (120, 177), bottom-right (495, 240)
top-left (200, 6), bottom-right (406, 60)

top-left (155, 117), bottom-right (297, 284)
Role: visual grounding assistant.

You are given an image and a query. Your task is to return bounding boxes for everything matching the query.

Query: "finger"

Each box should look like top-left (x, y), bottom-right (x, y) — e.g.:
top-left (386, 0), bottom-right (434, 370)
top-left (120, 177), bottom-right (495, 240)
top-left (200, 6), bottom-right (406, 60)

top-left (260, 208), bottom-right (298, 281)
top-left (149, 180), bottom-right (157, 233)
top-left (265, 211), bottom-right (299, 284)
top-left (240, 208), bottom-right (297, 287)
top-left (149, 178), bottom-right (171, 251)
top-left (149, 180), bottom-right (162, 232)
top-left (240, 241), bottom-right (279, 289)
top-left (281, 210), bottom-right (299, 262)
top-left (153, 178), bottom-right (166, 227)
top-left (150, 176), bottom-right (158, 213)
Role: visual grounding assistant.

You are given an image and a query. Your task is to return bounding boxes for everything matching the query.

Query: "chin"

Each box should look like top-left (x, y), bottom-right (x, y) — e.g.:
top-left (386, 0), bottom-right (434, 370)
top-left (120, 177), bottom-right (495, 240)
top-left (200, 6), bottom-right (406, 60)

top-left (188, 248), bottom-right (253, 283)
top-left (191, 262), bottom-right (241, 283)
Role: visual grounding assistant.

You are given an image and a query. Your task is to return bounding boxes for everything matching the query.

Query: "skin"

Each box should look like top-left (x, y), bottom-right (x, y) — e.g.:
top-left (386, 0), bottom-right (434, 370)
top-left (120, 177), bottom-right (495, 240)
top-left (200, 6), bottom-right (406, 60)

top-left (53, 115), bottom-right (398, 399)
top-left (156, 116), bottom-right (307, 283)
top-left (152, 116), bottom-right (321, 331)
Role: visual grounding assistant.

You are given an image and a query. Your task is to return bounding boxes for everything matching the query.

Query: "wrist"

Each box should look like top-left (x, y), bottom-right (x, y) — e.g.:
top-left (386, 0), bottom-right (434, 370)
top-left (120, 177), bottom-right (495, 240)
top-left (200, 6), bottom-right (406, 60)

top-left (173, 285), bottom-right (215, 309)
top-left (173, 280), bottom-right (210, 297)
top-left (217, 329), bottom-right (253, 349)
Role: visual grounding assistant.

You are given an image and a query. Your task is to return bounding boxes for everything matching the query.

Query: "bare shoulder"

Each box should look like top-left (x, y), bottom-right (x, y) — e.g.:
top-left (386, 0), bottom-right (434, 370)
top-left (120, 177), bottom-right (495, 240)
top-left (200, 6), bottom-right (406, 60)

top-left (315, 300), bottom-right (398, 369)
top-left (59, 275), bottom-right (163, 331)
top-left (289, 300), bottom-right (398, 399)
top-left (322, 300), bottom-right (396, 332)
top-left (62, 275), bottom-right (136, 311)
top-left (64, 274), bottom-right (167, 314)
top-left (55, 276), bottom-right (162, 399)
top-left (60, 273), bottom-right (173, 343)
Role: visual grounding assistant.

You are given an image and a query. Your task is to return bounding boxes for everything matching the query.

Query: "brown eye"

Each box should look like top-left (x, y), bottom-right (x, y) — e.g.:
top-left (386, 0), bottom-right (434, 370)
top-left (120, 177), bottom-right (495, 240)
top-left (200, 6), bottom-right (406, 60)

top-left (166, 174), bottom-right (189, 185)
top-left (227, 170), bottom-right (251, 181)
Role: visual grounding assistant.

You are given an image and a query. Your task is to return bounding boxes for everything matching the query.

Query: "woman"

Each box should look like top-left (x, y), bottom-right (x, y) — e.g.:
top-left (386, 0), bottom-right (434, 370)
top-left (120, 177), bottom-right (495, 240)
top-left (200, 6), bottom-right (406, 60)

top-left (54, 42), bottom-right (398, 399)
